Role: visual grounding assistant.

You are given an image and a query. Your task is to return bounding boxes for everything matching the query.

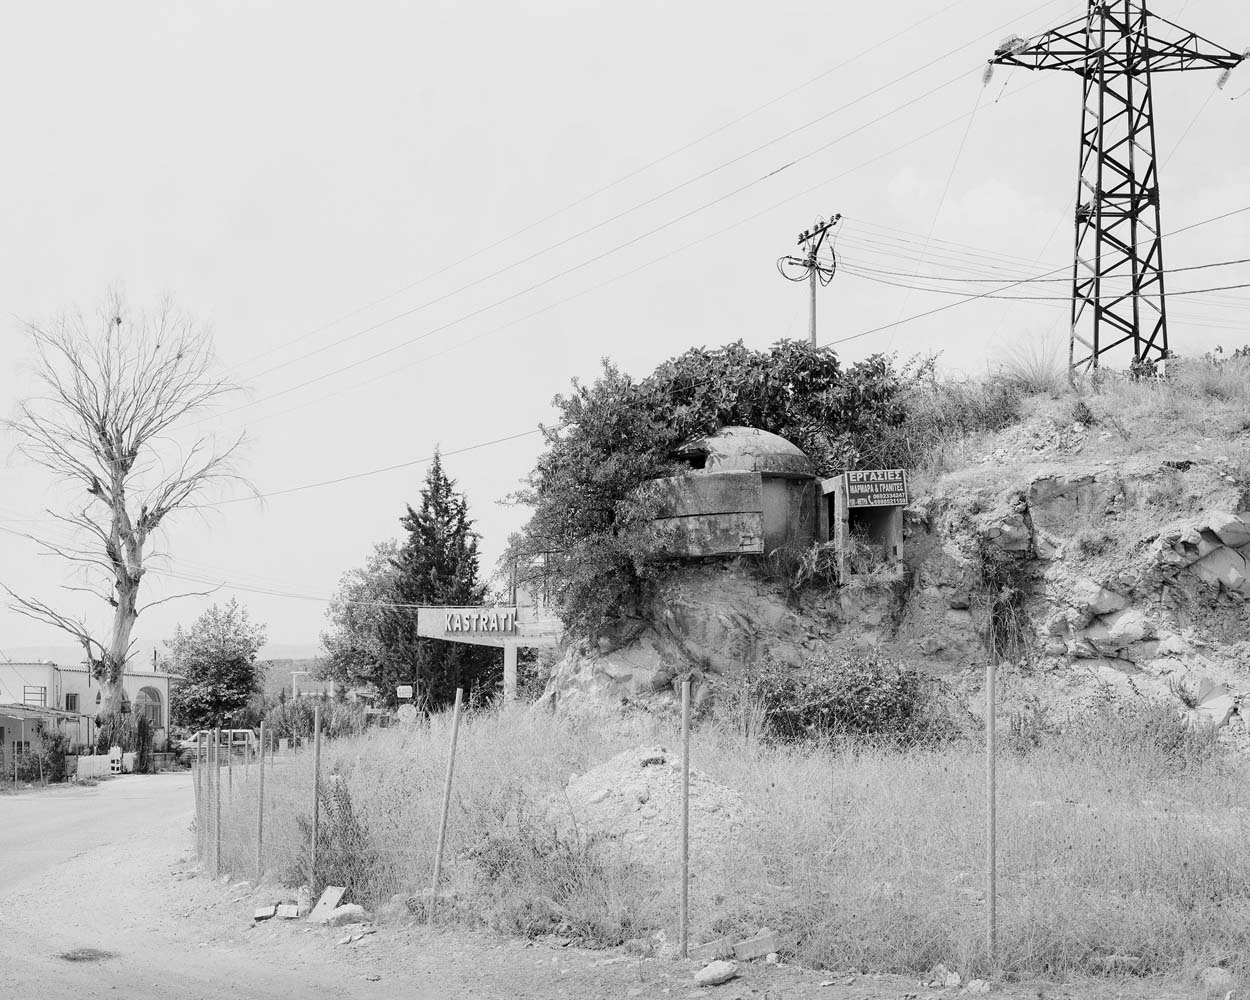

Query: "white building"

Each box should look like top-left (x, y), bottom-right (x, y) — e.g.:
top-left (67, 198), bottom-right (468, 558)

top-left (0, 661), bottom-right (177, 757)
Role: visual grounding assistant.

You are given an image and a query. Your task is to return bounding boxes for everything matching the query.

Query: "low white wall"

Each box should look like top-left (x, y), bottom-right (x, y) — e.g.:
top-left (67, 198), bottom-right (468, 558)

top-left (74, 755), bottom-right (114, 780)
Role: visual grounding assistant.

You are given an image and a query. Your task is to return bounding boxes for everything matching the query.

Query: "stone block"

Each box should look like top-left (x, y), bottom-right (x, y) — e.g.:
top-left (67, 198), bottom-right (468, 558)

top-left (275, 904), bottom-right (301, 919)
top-left (1193, 547), bottom-right (1248, 592)
top-left (732, 929), bottom-right (780, 961)
top-left (253, 905), bottom-right (277, 922)
top-left (1208, 512), bottom-right (1250, 548)
top-left (688, 937), bottom-right (734, 962)
top-left (307, 885), bottom-right (347, 924)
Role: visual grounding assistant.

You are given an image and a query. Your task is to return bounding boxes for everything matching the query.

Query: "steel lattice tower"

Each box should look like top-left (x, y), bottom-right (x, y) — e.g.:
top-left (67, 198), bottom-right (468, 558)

top-left (989, 2), bottom-right (1245, 373)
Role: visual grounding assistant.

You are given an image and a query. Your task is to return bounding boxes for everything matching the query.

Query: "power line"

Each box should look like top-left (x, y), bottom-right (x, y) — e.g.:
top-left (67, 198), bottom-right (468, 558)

top-left (841, 255), bottom-right (1250, 284)
top-left (224, 1), bottom-right (1075, 394)
top-left (213, 429), bottom-right (542, 506)
top-left (223, 0), bottom-right (985, 379)
top-left (840, 264), bottom-right (1250, 300)
top-left (198, 71), bottom-right (1005, 426)
top-left (829, 203), bottom-right (1250, 347)
top-left (217, 104), bottom-right (1008, 433)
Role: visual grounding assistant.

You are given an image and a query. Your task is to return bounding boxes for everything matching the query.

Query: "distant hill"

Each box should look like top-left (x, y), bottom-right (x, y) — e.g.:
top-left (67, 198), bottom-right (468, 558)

top-left (260, 657), bottom-right (331, 699)
top-left (2, 641), bottom-right (322, 670)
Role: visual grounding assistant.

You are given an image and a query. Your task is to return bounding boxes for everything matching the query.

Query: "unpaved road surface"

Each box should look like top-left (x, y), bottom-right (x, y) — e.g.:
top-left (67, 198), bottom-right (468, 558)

top-left (0, 775), bottom-right (1216, 999)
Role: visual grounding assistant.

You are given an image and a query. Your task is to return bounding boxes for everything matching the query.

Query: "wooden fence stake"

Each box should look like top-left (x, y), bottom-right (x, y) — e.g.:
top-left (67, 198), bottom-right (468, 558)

top-left (680, 678), bottom-right (691, 960)
top-left (257, 721), bottom-right (267, 881)
top-left (986, 658), bottom-right (998, 971)
top-left (429, 688), bottom-right (464, 926)
top-left (227, 729), bottom-right (234, 797)
top-left (311, 704), bottom-right (322, 894)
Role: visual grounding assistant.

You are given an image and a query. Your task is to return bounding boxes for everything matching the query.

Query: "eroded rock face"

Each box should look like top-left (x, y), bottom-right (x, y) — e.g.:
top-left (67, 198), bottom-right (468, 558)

top-left (543, 459), bottom-right (1250, 715)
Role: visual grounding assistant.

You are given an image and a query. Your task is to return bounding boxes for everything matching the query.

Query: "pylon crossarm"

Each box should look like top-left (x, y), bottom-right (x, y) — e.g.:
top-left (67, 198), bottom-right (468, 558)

top-left (989, 14), bottom-right (1092, 71)
top-left (1142, 15), bottom-right (1246, 72)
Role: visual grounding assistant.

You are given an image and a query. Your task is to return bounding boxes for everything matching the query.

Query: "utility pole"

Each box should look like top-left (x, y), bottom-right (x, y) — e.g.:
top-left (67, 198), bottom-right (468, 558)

top-left (777, 213), bottom-right (841, 346)
top-left (988, 3), bottom-right (1246, 375)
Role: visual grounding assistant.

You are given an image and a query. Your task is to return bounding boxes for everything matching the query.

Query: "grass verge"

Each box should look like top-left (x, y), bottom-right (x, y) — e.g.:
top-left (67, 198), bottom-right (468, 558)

top-left (214, 700), bottom-right (1250, 983)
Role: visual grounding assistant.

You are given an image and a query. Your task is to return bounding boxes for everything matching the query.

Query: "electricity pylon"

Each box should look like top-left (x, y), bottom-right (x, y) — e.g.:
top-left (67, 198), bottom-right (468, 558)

top-left (777, 213), bottom-right (841, 346)
top-left (988, 2), bottom-right (1245, 374)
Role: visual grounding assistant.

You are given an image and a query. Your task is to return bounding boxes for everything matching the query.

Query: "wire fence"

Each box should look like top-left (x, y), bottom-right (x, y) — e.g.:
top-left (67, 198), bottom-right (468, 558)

top-left (191, 713), bottom-right (451, 920)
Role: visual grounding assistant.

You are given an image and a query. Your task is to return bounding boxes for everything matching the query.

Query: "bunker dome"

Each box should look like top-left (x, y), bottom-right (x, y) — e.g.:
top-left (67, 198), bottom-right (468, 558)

top-left (649, 426), bottom-right (825, 557)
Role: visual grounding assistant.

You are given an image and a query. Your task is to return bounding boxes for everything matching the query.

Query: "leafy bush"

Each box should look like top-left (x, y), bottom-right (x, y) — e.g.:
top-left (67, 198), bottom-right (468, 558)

top-left (38, 728), bottom-right (70, 782)
top-left (264, 696), bottom-right (367, 742)
top-left (739, 651), bottom-right (948, 745)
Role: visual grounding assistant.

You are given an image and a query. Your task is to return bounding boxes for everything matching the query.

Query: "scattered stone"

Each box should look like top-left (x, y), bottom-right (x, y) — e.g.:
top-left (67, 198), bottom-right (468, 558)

top-left (587, 788), bottom-right (609, 804)
top-left (963, 979), bottom-right (990, 995)
top-left (324, 903), bottom-right (368, 927)
top-left (275, 904), bottom-right (300, 919)
top-left (1200, 966), bottom-right (1235, 994)
top-left (732, 928), bottom-right (780, 961)
top-left (765, 952), bottom-right (780, 965)
top-left (253, 905), bottom-right (277, 922)
top-left (307, 885), bottom-right (347, 924)
top-left (688, 937), bottom-right (735, 962)
top-left (693, 960), bottom-right (739, 987)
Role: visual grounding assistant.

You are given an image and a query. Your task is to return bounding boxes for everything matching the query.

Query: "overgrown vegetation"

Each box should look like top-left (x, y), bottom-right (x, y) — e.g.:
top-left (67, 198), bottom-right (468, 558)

top-left (216, 701), bottom-right (1250, 982)
top-left (512, 343), bottom-right (1023, 639)
top-left (262, 695), bottom-right (367, 743)
top-left (725, 651), bottom-right (949, 746)
top-left (15, 727), bottom-right (71, 783)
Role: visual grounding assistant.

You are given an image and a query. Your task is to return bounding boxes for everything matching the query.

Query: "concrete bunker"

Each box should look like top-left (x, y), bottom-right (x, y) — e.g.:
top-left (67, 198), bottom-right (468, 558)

top-left (649, 426), bottom-right (826, 557)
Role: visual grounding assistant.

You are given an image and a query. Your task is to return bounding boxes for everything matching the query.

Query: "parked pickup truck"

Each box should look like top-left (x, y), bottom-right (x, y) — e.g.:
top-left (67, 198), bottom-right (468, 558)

top-left (176, 728), bottom-right (257, 765)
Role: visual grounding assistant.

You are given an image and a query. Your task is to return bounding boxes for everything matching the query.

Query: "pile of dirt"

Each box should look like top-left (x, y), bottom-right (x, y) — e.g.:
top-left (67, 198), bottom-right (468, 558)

top-left (553, 745), bottom-right (753, 869)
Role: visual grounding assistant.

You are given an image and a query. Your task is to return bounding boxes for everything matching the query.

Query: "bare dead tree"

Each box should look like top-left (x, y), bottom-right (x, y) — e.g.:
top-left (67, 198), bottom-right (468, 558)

top-left (3, 294), bottom-right (249, 719)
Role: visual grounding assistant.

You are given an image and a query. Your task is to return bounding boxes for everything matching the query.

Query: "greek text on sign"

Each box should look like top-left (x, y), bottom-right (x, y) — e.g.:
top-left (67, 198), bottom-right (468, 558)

top-left (846, 469), bottom-right (908, 508)
top-left (444, 608), bottom-right (517, 635)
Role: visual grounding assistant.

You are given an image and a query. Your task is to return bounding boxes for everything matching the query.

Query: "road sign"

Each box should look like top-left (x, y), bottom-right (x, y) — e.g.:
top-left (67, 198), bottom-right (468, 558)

top-left (845, 469), bottom-right (908, 508)
top-left (396, 685), bottom-right (414, 700)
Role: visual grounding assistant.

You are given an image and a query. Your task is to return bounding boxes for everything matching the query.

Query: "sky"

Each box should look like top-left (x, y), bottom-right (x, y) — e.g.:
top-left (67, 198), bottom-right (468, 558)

top-left (1, 0), bottom-right (1247, 659)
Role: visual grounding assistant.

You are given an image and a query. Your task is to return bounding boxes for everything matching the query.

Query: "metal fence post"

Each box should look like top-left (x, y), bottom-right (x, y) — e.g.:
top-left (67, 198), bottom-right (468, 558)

top-left (227, 730), bottom-right (233, 797)
top-left (213, 728), bottom-right (222, 877)
top-left (680, 678), bottom-right (691, 959)
top-left (311, 704), bottom-right (322, 894)
top-left (194, 731), bottom-right (203, 862)
top-left (257, 721), bottom-right (266, 881)
top-left (986, 658), bottom-right (998, 971)
top-left (429, 688), bottom-right (464, 926)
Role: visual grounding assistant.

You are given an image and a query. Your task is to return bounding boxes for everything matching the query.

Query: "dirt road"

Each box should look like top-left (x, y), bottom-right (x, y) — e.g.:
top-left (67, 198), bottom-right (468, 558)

top-left (0, 775), bottom-right (1211, 1000)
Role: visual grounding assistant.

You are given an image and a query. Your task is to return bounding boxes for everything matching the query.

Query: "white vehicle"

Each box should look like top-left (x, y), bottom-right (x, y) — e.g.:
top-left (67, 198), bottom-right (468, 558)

top-left (178, 728), bottom-right (257, 763)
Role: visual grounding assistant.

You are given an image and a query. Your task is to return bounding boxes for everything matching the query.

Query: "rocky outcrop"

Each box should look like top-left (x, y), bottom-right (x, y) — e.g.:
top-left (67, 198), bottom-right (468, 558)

top-left (544, 456), bottom-right (1250, 715)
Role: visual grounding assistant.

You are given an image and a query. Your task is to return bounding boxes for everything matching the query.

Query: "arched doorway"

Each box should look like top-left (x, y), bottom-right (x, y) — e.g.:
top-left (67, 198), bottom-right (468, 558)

top-left (135, 687), bottom-right (162, 729)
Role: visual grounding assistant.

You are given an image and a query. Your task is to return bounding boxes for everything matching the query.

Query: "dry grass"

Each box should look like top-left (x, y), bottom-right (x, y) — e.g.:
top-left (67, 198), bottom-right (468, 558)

top-left (209, 702), bottom-right (1250, 983)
